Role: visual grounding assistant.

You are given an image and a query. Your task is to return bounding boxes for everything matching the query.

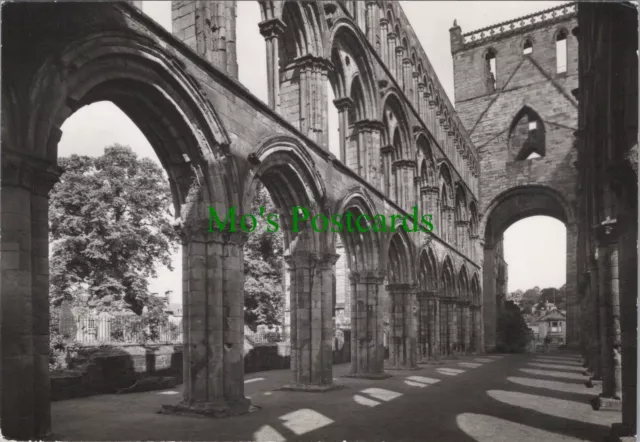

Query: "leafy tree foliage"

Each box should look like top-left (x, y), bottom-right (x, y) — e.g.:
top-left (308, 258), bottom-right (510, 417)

top-left (496, 300), bottom-right (531, 353)
top-left (243, 183), bottom-right (285, 332)
top-left (49, 145), bottom-right (178, 315)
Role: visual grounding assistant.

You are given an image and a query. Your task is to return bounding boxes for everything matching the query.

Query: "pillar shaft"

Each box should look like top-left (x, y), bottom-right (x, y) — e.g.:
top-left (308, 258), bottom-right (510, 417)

top-left (286, 252), bottom-right (337, 386)
top-left (349, 272), bottom-right (386, 376)
top-left (596, 220), bottom-right (622, 399)
top-left (1, 153), bottom-right (60, 439)
top-left (388, 284), bottom-right (418, 369)
top-left (175, 225), bottom-right (249, 415)
top-left (259, 19), bottom-right (286, 113)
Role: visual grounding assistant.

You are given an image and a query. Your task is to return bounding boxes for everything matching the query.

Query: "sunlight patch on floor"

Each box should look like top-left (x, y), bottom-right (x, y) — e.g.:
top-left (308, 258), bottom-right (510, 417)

top-left (486, 390), bottom-right (596, 423)
top-left (279, 409), bottom-right (334, 436)
top-left (437, 367), bottom-right (465, 376)
top-left (156, 390), bottom-right (179, 395)
top-left (360, 387), bottom-right (403, 402)
top-left (404, 376), bottom-right (441, 388)
top-left (528, 362), bottom-right (585, 372)
top-left (254, 424), bottom-right (286, 442)
top-left (459, 362), bottom-right (482, 368)
top-left (456, 412), bottom-right (586, 442)
top-left (506, 376), bottom-right (593, 395)
top-left (519, 368), bottom-right (585, 380)
top-left (474, 358), bottom-right (494, 363)
top-left (353, 394), bottom-right (382, 406)
top-left (245, 377), bottom-right (265, 384)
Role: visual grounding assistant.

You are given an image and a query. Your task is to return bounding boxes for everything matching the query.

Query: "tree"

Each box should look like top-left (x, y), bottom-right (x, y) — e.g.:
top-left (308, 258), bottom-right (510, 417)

top-left (496, 300), bottom-right (531, 353)
top-left (519, 286), bottom-right (541, 314)
top-left (243, 183), bottom-right (285, 332)
top-left (49, 145), bottom-right (178, 315)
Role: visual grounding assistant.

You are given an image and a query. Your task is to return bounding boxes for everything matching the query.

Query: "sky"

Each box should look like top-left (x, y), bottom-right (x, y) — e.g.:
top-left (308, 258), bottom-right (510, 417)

top-left (57, 1), bottom-right (568, 304)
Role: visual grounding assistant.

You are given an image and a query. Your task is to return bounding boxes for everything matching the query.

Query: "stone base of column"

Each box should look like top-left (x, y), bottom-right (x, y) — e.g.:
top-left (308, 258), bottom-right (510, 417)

top-left (591, 395), bottom-right (623, 411)
top-left (160, 397), bottom-right (252, 418)
top-left (604, 423), bottom-right (636, 442)
top-left (342, 372), bottom-right (392, 380)
top-left (585, 376), bottom-right (602, 388)
top-left (277, 383), bottom-right (345, 392)
top-left (583, 369), bottom-right (593, 377)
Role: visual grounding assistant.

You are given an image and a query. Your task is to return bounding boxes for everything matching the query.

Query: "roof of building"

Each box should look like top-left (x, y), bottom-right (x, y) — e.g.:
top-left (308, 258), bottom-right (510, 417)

top-left (536, 309), bottom-right (566, 323)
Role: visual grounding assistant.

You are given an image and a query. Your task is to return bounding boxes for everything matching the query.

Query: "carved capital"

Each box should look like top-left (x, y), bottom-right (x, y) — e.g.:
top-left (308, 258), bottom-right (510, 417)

top-left (333, 96), bottom-right (354, 111)
top-left (379, 18), bottom-right (389, 26)
top-left (387, 32), bottom-right (397, 40)
top-left (258, 18), bottom-right (287, 39)
top-left (381, 144), bottom-right (395, 155)
top-left (456, 220), bottom-right (470, 227)
top-left (293, 54), bottom-right (333, 73)
top-left (2, 150), bottom-right (62, 196)
top-left (317, 252), bottom-right (340, 269)
top-left (392, 159), bottom-right (416, 170)
top-left (594, 217), bottom-right (619, 246)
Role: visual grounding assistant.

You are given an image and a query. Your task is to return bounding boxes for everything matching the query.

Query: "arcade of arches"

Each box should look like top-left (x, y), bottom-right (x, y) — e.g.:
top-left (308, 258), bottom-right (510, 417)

top-left (0, 1), bottom-right (637, 440)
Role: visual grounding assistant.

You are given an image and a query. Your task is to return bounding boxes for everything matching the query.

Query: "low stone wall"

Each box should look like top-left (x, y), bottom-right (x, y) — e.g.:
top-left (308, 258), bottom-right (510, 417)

top-left (51, 344), bottom-right (182, 401)
top-left (52, 333), bottom-right (353, 400)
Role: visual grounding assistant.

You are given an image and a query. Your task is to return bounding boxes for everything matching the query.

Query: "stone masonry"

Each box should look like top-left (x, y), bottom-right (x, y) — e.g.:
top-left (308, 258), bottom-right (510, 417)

top-left (450, 3), bottom-right (580, 350)
top-left (1, 1), bottom-right (632, 440)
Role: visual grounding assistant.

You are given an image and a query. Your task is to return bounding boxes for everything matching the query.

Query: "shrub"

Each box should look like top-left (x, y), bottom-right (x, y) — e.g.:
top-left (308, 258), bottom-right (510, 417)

top-left (496, 300), bottom-right (530, 353)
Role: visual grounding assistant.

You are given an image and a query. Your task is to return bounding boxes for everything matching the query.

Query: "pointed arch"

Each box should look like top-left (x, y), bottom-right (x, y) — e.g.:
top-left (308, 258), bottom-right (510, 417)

top-left (441, 255), bottom-right (456, 298)
top-left (471, 272), bottom-right (481, 305)
top-left (418, 246), bottom-right (439, 291)
top-left (458, 264), bottom-right (470, 301)
top-left (508, 105), bottom-right (546, 160)
top-left (279, 1), bottom-right (326, 67)
top-left (327, 18), bottom-right (379, 119)
top-left (385, 228), bottom-right (415, 284)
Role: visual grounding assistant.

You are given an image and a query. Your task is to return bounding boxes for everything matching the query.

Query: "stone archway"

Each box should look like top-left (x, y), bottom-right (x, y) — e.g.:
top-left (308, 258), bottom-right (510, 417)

top-left (242, 134), bottom-right (337, 391)
top-left (480, 185), bottom-right (575, 351)
top-left (332, 188), bottom-right (387, 379)
top-left (1, 29), bottom-right (239, 437)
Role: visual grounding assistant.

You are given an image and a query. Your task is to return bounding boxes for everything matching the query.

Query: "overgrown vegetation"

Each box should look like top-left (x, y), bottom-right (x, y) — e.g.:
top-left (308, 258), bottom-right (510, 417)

top-left (243, 183), bottom-right (285, 332)
top-left (495, 300), bottom-right (530, 353)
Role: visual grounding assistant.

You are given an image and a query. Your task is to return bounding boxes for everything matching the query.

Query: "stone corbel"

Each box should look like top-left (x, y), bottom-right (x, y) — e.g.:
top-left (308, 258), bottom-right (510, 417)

top-left (258, 18), bottom-right (287, 39)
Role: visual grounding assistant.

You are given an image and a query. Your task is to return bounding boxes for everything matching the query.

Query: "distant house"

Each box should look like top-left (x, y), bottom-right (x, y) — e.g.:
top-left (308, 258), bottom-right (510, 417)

top-left (535, 309), bottom-right (566, 344)
top-left (165, 303), bottom-right (183, 326)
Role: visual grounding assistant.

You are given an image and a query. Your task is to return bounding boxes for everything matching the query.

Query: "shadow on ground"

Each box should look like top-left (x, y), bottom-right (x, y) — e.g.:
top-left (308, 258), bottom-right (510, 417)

top-left (51, 351), bottom-right (620, 441)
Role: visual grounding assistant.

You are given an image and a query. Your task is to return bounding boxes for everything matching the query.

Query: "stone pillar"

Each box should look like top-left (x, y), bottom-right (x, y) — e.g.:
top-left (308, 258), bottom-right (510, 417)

top-left (283, 252), bottom-right (339, 390)
top-left (587, 266), bottom-right (602, 381)
top-left (379, 18), bottom-right (389, 67)
top-left (417, 83), bottom-right (426, 121)
top-left (297, 56), bottom-right (331, 150)
top-left (387, 284), bottom-right (418, 370)
top-left (432, 297), bottom-right (441, 360)
top-left (594, 218), bottom-right (622, 410)
top-left (347, 271), bottom-right (389, 379)
top-left (353, 120), bottom-right (384, 184)
top-left (412, 72), bottom-right (420, 109)
top-left (162, 225), bottom-right (250, 417)
top-left (1, 153), bottom-right (60, 439)
top-left (482, 245), bottom-right (497, 352)
top-left (381, 145), bottom-right (394, 198)
top-left (565, 222), bottom-right (580, 347)
top-left (365, 1), bottom-right (379, 46)
top-left (395, 48), bottom-right (404, 85)
top-left (387, 32), bottom-right (397, 78)
top-left (456, 220), bottom-right (469, 254)
top-left (402, 58), bottom-right (412, 95)
top-left (616, 211), bottom-right (638, 437)
top-left (259, 18), bottom-right (286, 114)
top-left (333, 97), bottom-right (353, 164)
top-left (463, 303), bottom-right (471, 353)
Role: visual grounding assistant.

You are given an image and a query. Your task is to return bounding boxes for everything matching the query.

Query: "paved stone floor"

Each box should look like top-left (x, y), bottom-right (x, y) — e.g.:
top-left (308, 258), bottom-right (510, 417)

top-left (51, 352), bottom-right (620, 441)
